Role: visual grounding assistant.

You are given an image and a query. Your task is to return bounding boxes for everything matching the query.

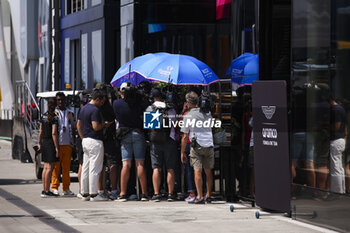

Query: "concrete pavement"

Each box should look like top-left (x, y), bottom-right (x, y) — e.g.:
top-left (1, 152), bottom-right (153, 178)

top-left (0, 140), bottom-right (337, 233)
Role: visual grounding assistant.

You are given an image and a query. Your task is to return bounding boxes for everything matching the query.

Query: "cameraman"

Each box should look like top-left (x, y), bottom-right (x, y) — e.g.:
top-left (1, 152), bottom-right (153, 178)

top-left (146, 88), bottom-right (178, 202)
top-left (180, 91), bottom-right (214, 204)
top-left (138, 81), bottom-right (152, 109)
top-left (113, 82), bottom-right (148, 201)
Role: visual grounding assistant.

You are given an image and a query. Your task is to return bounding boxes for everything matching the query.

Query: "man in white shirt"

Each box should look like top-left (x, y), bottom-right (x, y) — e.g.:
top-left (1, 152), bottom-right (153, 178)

top-left (51, 92), bottom-right (75, 196)
top-left (180, 91), bottom-right (214, 204)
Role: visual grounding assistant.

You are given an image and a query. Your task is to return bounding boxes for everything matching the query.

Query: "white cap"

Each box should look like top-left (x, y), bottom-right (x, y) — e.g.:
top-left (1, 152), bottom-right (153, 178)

top-left (120, 82), bottom-right (128, 92)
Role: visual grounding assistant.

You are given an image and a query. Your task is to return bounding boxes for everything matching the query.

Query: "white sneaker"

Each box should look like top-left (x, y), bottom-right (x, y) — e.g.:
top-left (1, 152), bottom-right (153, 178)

top-left (77, 193), bottom-right (83, 199)
top-left (185, 193), bottom-right (196, 202)
top-left (82, 195), bottom-right (90, 201)
top-left (52, 189), bottom-right (59, 196)
top-left (62, 190), bottom-right (75, 196)
top-left (90, 194), bottom-right (109, 201)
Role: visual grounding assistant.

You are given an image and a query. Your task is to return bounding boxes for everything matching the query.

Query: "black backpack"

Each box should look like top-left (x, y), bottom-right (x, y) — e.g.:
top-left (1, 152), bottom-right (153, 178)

top-left (149, 104), bottom-right (171, 142)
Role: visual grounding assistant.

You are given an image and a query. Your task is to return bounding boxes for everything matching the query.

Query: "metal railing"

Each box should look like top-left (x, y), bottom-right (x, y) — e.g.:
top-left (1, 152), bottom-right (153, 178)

top-left (15, 80), bottom-right (41, 144)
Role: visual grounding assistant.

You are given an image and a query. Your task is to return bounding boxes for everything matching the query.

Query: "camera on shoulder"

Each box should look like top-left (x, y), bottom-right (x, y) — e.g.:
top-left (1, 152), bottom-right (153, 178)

top-left (199, 91), bottom-right (216, 114)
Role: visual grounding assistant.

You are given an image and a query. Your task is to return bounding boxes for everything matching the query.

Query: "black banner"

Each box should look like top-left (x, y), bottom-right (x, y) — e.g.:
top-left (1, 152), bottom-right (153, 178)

top-left (252, 81), bottom-right (290, 213)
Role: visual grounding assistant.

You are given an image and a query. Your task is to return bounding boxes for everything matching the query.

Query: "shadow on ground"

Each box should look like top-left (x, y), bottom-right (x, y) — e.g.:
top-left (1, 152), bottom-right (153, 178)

top-left (0, 177), bottom-right (78, 185)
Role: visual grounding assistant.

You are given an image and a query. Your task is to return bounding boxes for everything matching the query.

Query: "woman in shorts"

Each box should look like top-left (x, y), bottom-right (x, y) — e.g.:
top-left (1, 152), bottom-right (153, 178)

top-left (38, 98), bottom-right (59, 197)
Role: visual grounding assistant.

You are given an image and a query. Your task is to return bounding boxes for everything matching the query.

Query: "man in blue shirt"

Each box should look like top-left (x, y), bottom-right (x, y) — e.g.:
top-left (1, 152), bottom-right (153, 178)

top-left (77, 88), bottom-right (112, 201)
top-left (113, 82), bottom-right (148, 201)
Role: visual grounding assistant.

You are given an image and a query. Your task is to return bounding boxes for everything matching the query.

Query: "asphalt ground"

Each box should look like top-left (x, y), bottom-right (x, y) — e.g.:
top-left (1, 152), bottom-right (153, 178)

top-left (0, 140), bottom-right (337, 233)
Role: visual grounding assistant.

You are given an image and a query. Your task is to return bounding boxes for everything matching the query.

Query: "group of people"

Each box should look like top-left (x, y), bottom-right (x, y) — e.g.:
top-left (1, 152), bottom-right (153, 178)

top-left (291, 84), bottom-right (350, 196)
top-left (38, 92), bottom-right (75, 197)
top-left (38, 82), bottom-right (216, 204)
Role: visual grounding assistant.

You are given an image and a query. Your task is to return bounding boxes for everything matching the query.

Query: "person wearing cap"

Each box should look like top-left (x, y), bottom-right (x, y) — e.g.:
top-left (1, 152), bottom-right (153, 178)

top-left (180, 91), bottom-right (214, 204)
top-left (146, 88), bottom-right (178, 202)
top-left (113, 82), bottom-right (149, 201)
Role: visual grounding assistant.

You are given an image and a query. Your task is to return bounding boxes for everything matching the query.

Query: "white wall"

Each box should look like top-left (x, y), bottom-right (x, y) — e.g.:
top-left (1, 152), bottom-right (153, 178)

top-left (0, 0), bottom-right (14, 114)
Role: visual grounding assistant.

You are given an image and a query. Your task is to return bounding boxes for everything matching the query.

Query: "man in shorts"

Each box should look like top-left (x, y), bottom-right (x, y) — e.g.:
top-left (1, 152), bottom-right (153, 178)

top-left (113, 82), bottom-right (148, 201)
top-left (180, 91), bottom-right (214, 204)
top-left (146, 88), bottom-right (178, 202)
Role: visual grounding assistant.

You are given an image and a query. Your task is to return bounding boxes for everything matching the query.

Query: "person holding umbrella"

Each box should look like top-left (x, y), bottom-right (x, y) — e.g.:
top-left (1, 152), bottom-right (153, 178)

top-left (113, 82), bottom-right (149, 201)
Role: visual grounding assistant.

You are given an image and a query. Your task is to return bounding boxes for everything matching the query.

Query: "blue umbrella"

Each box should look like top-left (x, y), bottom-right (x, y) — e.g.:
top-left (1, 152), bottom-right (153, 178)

top-left (228, 53), bottom-right (259, 88)
top-left (110, 52), bottom-right (170, 87)
top-left (147, 54), bottom-right (219, 85)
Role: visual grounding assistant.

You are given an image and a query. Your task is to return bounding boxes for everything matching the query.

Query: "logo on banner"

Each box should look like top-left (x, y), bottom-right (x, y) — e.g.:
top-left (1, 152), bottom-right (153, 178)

top-left (261, 106), bottom-right (276, 119)
top-left (143, 110), bottom-right (161, 129)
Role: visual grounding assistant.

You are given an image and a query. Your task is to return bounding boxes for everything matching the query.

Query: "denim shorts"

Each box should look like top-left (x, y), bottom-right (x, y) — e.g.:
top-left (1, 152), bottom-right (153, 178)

top-left (292, 132), bottom-right (314, 162)
top-left (121, 131), bottom-right (146, 161)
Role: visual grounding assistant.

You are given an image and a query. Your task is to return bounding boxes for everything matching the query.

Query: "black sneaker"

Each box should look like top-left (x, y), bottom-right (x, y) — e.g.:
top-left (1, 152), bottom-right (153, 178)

top-left (167, 194), bottom-right (176, 202)
top-left (194, 198), bottom-right (205, 204)
top-left (205, 196), bottom-right (213, 203)
top-left (40, 190), bottom-right (47, 198)
top-left (151, 194), bottom-right (162, 202)
top-left (117, 195), bottom-right (128, 202)
top-left (46, 191), bottom-right (59, 197)
top-left (140, 194), bottom-right (149, 201)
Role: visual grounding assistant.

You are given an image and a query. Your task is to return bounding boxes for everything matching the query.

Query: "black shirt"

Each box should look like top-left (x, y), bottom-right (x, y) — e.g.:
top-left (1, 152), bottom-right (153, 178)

top-left (100, 100), bottom-right (116, 141)
top-left (331, 104), bottom-right (347, 140)
top-left (78, 103), bottom-right (103, 140)
top-left (113, 98), bottom-right (144, 129)
top-left (41, 113), bottom-right (58, 139)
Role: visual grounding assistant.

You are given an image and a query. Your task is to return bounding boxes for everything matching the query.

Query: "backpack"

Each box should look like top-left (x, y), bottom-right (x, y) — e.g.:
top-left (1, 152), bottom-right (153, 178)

top-left (149, 104), bottom-right (171, 142)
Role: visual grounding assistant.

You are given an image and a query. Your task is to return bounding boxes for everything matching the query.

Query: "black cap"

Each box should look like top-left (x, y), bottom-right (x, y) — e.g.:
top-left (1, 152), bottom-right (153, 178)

top-left (150, 88), bottom-right (163, 99)
top-left (138, 81), bottom-right (152, 94)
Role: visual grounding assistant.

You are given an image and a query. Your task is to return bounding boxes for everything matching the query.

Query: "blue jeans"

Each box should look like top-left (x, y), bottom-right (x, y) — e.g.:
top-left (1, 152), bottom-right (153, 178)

top-left (121, 132), bottom-right (146, 161)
